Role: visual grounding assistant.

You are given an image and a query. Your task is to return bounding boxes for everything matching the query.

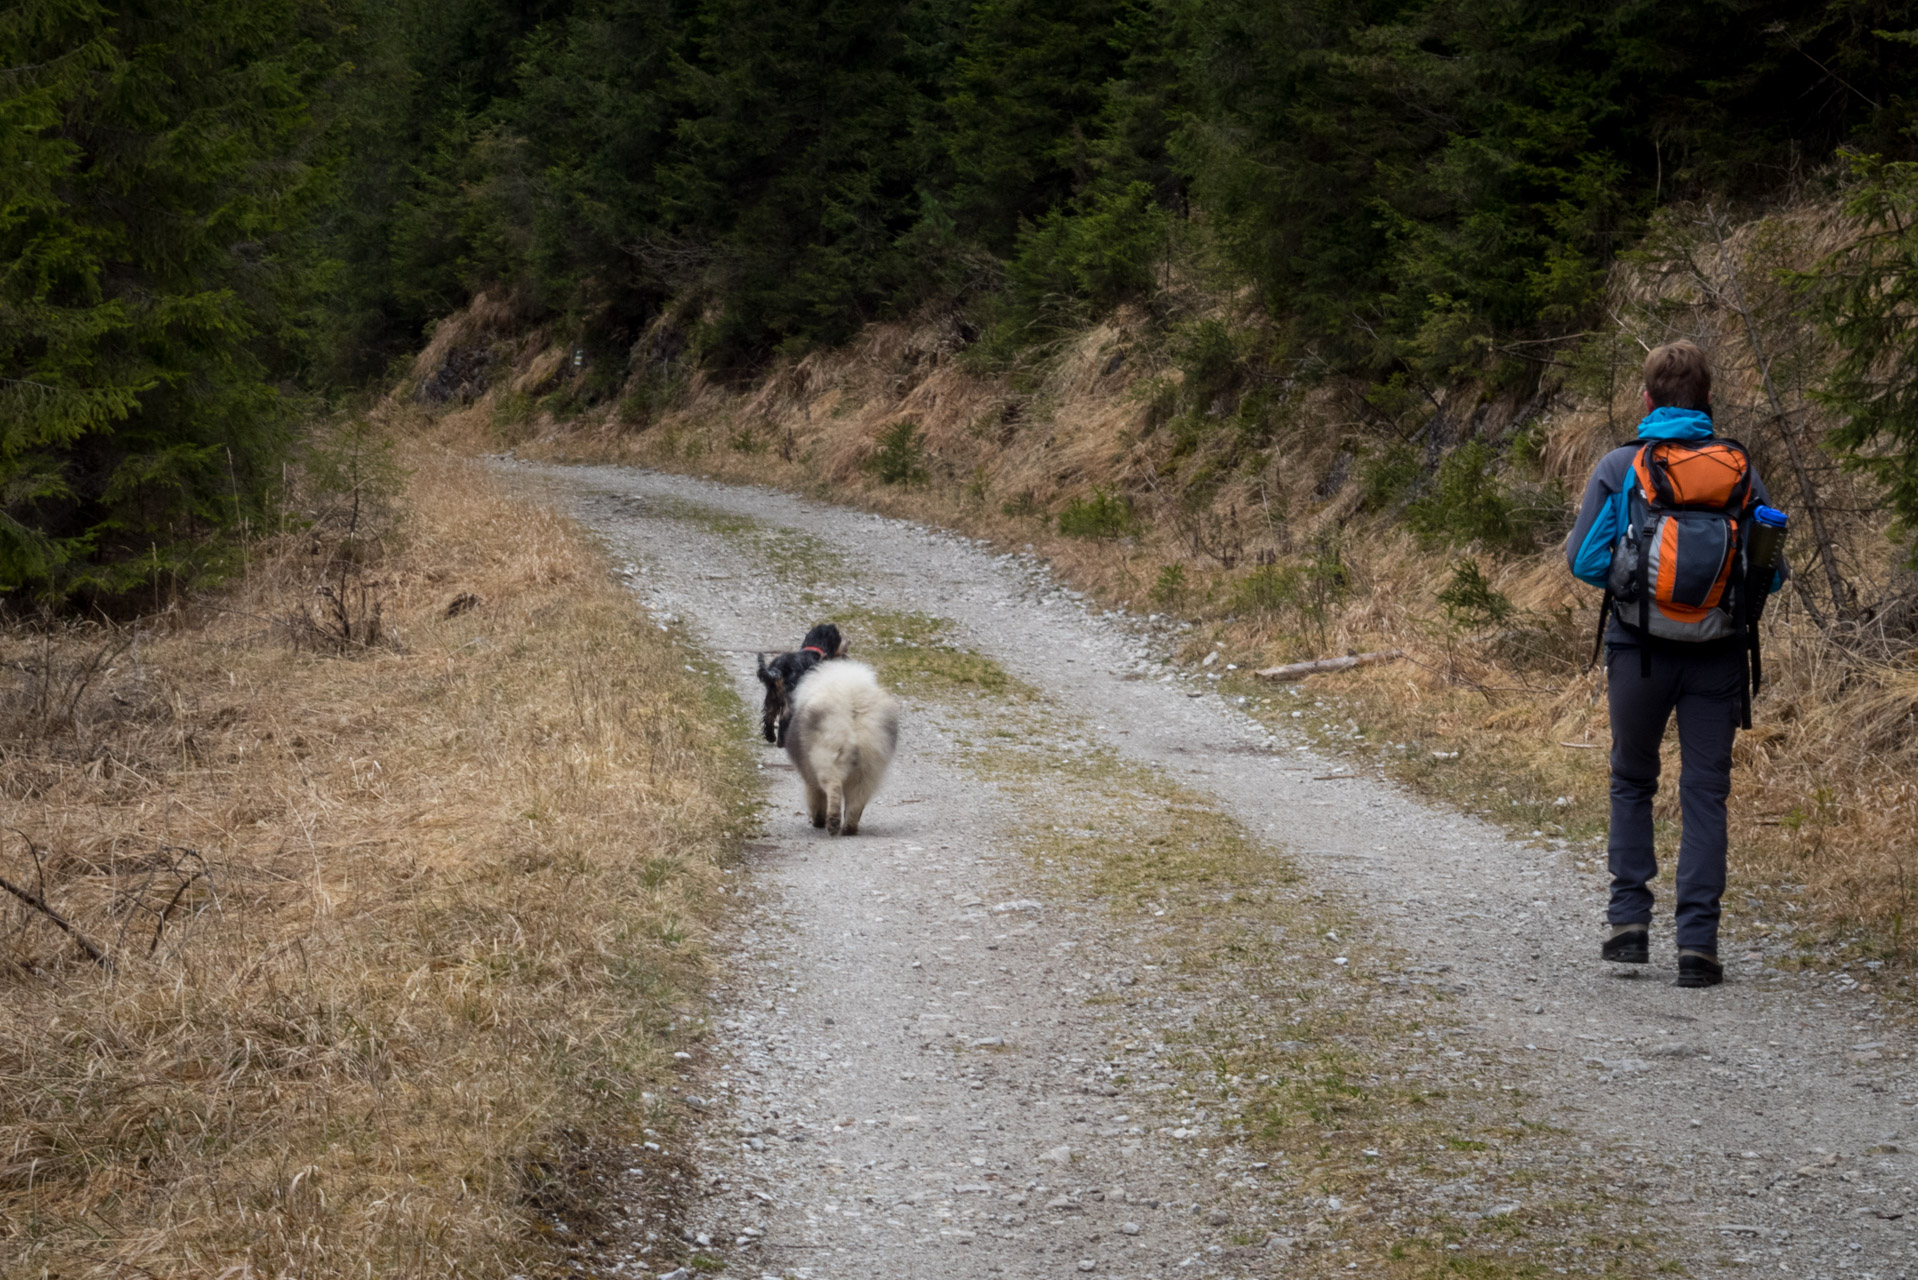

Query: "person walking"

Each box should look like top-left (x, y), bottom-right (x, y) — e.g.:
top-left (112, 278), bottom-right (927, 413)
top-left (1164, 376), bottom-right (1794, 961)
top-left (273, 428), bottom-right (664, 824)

top-left (1563, 340), bottom-right (1786, 988)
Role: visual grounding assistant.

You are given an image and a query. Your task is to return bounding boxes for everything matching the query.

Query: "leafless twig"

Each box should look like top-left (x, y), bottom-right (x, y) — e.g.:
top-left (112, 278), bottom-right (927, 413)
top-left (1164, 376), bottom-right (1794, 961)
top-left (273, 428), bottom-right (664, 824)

top-left (148, 849), bottom-right (213, 956)
top-left (1, 829), bottom-right (110, 969)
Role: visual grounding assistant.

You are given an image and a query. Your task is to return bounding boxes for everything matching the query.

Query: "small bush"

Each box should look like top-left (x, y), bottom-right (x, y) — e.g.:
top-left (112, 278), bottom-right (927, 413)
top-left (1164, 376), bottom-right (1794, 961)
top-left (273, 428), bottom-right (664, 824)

top-left (578, 351), bottom-right (628, 405)
top-left (1437, 559), bottom-right (1513, 630)
top-left (1404, 441), bottom-right (1532, 551)
top-left (1168, 319), bottom-right (1243, 414)
top-left (1001, 490), bottom-right (1040, 519)
top-left (963, 466), bottom-right (990, 504)
top-left (1150, 564), bottom-right (1187, 607)
top-left (1360, 441), bottom-right (1422, 510)
top-left (867, 420), bottom-right (928, 485)
top-left (1006, 181), bottom-right (1170, 319)
top-left (540, 385), bottom-right (583, 420)
top-left (491, 390), bottom-right (537, 438)
top-left (618, 366), bottom-right (689, 428)
top-left (969, 183), bottom-right (1174, 369)
top-left (727, 426), bottom-right (765, 454)
top-left (1230, 542), bottom-right (1350, 646)
top-left (1056, 488), bottom-right (1137, 539)
top-left (1232, 562), bottom-right (1304, 615)
top-left (617, 390), bottom-right (652, 425)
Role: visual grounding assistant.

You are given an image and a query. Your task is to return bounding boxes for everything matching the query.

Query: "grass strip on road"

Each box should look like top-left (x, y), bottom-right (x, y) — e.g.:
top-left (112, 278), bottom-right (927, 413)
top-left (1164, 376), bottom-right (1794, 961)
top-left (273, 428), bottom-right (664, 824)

top-left (937, 665), bottom-right (1665, 1278)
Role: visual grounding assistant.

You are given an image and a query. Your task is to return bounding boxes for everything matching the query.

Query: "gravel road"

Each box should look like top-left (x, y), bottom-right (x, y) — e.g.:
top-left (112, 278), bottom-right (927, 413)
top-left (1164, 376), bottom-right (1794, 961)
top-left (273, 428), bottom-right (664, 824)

top-left (509, 460), bottom-right (1918, 1280)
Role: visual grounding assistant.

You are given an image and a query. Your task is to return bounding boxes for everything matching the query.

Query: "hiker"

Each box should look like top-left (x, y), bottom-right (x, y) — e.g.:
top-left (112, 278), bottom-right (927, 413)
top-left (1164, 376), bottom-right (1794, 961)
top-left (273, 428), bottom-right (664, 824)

top-left (1564, 340), bottom-right (1788, 989)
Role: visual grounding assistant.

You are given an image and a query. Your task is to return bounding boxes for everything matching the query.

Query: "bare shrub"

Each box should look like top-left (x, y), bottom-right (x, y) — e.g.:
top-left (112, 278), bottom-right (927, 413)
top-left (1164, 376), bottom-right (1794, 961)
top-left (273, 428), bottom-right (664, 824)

top-left (0, 621), bottom-right (134, 737)
top-left (272, 412), bottom-right (404, 654)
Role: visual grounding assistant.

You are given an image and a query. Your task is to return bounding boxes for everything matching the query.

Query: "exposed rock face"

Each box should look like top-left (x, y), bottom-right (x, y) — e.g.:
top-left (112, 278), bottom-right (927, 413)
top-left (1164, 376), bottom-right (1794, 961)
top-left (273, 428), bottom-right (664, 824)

top-left (415, 344), bottom-right (493, 405)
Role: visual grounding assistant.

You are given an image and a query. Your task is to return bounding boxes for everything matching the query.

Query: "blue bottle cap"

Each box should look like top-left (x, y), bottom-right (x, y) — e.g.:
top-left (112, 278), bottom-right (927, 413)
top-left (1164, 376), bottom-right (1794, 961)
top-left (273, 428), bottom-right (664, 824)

top-left (1754, 505), bottom-right (1788, 527)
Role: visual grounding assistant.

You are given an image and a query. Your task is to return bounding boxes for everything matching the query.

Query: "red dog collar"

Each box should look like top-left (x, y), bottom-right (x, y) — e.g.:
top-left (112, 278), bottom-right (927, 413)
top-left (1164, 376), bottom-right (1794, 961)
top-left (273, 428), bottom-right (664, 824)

top-left (802, 645), bottom-right (827, 656)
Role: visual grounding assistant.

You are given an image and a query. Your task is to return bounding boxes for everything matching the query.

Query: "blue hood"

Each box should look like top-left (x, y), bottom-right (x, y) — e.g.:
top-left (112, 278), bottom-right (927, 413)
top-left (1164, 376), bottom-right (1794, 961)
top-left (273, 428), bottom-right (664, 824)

top-left (1636, 406), bottom-right (1714, 440)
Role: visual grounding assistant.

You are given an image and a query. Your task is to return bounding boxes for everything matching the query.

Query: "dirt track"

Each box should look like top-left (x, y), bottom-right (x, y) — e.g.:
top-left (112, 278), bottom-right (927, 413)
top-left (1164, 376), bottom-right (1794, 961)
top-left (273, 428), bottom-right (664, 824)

top-left (515, 460), bottom-right (1918, 1280)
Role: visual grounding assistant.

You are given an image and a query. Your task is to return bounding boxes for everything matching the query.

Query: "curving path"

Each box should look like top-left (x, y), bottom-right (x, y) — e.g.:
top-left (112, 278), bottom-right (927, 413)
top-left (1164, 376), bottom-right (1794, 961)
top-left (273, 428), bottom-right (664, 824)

top-left (512, 460), bottom-right (1918, 1280)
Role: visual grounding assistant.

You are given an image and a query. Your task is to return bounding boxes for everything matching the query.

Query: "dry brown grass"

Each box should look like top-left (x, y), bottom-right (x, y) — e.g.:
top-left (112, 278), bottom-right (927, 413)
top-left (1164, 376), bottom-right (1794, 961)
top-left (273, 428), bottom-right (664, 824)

top-left (0, 428), bottom-right (751, 1275)
top-left (415, 197), bottom-right (1917, 967)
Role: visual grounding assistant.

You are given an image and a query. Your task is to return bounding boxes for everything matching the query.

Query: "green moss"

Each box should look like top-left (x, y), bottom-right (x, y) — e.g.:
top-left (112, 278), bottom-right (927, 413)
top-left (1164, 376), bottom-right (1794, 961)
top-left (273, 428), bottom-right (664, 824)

top-left (835, 608), bottom-right (1029, 699)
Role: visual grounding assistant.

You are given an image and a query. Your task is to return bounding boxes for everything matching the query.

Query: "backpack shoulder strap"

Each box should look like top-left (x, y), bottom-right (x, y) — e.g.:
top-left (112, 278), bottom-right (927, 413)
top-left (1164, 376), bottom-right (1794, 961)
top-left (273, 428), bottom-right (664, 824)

top-left (1629, 440), bottom-right (1661, 504)
top-left (1717, 437), bottom-right (1756, 511)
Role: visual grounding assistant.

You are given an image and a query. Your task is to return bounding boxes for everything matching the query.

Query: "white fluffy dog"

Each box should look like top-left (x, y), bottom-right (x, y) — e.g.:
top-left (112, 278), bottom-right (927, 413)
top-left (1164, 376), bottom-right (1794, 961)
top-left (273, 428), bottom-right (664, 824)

top-left (783, 659), bottom-right (899, 836)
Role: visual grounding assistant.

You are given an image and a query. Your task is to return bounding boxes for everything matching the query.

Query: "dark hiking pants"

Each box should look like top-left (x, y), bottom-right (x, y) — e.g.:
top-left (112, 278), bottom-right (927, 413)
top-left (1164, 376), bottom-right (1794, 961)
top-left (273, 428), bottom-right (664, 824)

top-left (1605, 643), bottom-right (1745, 953)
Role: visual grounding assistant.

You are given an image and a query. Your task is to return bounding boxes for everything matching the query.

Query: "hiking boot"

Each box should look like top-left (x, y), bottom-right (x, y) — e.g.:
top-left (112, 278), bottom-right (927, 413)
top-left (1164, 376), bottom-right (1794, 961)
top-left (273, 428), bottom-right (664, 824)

top-left (1601, 923), bottom-right (1649, 964)
top-left (1676, 949), bottom-right (1723, 988)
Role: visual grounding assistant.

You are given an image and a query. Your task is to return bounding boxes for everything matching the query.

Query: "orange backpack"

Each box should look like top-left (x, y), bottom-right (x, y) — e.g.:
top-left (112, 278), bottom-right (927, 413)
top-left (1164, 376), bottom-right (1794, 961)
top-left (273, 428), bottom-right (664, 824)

top-left (1603, 437), bottom-right (1756, 647)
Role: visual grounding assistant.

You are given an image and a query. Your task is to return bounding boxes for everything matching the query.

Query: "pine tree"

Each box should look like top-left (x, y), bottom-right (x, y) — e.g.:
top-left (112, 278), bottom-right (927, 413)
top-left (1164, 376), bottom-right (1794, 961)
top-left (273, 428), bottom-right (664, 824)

top-left (662, 0), bottom-right (956, 366)
top-left (495, 0), bottom-right (691, 342)
top-left (943, 0), bottom-right (1126, 253)
top-left (1, 0), bottom-right (350, 597)
top-left (1173, 0), bottom-right (1421, 364)
top-left (1174, 0), bottom-right (1918, 375)
top-left (1807, 154), bottom-right (1918, 560)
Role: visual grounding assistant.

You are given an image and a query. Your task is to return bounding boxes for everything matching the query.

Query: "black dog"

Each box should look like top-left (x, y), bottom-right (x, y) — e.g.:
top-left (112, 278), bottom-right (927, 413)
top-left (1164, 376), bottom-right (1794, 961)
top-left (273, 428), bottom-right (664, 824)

top-left (755, 623), bottom-right (845, 746)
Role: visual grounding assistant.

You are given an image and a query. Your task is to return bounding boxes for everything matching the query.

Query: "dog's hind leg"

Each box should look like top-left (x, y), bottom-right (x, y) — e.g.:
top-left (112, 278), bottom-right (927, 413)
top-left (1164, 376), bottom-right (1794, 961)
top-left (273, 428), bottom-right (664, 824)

top-left (841, 774), bottom-right (873, 836)
top-left (806, 781), bottom-right (828, 829)
top-left (824, 779), bottom-right (845, 835)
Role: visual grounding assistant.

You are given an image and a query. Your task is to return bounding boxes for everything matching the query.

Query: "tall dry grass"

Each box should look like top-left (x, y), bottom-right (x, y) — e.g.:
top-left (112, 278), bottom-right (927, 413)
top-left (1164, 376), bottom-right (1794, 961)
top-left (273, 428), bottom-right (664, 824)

top-left (0, 432), bottom-right (751, 1275)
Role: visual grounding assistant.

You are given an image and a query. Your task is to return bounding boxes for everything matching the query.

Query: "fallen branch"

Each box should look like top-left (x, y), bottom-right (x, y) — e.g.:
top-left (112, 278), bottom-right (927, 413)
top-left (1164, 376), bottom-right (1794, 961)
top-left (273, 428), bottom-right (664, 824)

top-left (1253, 649), bottom-right (1406, 682)
top-left (0, 830), bottom-right (111, 969)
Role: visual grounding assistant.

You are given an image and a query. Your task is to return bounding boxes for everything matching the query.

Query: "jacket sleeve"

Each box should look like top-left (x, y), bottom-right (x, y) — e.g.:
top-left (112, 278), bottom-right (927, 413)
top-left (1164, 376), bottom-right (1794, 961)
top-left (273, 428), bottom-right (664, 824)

top-left (1564, 454), bottom-right (1627, 588)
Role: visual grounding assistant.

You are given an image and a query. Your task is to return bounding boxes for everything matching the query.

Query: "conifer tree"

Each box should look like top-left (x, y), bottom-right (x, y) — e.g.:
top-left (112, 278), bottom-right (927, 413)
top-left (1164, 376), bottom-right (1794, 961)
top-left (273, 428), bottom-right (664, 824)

top-left (943, 0), bottom-right (1125, 252)
top-left (663, 0), bottom-right (954, 366)
top-left (1, 0), bottom-right (347, 597)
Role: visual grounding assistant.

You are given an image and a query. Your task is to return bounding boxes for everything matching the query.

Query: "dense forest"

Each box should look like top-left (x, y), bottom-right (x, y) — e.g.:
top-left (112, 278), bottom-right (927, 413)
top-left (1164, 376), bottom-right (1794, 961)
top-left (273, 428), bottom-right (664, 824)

top-left (5, 0), bottom-right (1918, 596)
